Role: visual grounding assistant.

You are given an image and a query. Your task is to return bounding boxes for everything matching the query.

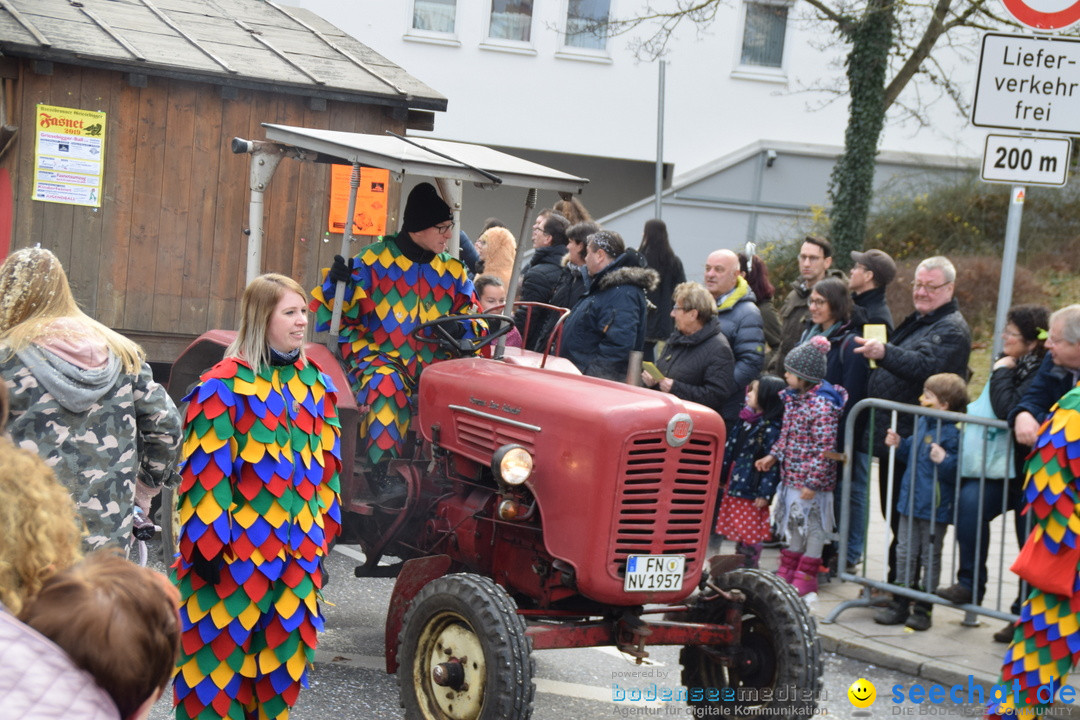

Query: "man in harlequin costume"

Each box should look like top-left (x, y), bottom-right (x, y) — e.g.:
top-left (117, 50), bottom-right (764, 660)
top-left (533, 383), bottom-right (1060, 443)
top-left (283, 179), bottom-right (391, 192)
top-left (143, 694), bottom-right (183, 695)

top-left (310, 182), bottom-right (477, 502)
top-left (988, 374), bottom-right (1080, 720)
top-left (172, 274), bottom-right (341, 720)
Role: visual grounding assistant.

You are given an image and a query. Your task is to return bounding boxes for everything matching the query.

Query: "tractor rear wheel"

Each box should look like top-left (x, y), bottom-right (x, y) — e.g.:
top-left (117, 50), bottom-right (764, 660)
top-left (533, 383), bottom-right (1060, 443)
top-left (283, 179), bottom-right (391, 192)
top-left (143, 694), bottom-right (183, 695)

top-left (398, 573), bottom-right (535, 720)
top-left (680, 568), bottom-right (822, 719)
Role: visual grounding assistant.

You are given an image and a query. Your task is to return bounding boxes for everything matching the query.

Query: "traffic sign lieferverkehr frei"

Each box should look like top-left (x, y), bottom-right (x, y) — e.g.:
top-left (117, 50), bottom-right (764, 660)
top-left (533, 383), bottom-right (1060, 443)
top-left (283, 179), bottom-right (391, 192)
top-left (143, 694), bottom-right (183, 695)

top-left (973, 32), bottom-right (1080, 134)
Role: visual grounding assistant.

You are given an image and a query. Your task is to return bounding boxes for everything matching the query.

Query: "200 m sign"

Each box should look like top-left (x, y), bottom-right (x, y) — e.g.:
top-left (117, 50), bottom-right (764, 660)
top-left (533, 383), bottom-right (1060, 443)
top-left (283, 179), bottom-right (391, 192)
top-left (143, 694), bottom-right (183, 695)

top-left (981, 133), bottom-right (1071, 186)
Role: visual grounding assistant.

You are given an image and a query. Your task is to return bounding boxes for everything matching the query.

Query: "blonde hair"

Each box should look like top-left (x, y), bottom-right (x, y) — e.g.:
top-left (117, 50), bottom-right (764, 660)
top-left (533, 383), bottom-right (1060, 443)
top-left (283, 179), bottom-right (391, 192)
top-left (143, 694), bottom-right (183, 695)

top-left (224, 273), bottom-right (309, 370)
top-left (0, 437), bottom-right (83, 614)
top-left (672, 282), bottom-right (716, 322)
top-left (0, 247), bottom-right (144, 374)
top-left (476, 227), bottom-right (517, 288)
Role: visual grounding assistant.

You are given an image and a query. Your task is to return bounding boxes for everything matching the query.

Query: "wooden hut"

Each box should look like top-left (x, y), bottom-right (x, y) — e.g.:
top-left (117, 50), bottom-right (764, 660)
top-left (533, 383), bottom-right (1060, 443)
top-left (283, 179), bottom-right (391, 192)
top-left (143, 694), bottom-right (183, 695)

top-left (0, 0), bottom-right (445, 364)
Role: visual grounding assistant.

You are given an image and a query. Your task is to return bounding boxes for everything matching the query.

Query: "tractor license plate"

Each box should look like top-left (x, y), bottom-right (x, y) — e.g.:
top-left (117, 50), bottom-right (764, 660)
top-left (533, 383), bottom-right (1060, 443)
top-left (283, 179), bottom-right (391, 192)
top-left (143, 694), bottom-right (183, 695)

top-left (624, 555), bottom-right (685, 592)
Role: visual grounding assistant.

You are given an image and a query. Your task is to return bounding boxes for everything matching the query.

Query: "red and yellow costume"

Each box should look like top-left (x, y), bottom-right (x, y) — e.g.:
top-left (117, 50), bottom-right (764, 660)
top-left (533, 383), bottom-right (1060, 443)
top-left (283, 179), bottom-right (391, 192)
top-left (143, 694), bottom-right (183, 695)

top-left (172, 357), bottom-right (341, 720)
top-left (990, 384), bottom-right (1080, 720)
top-left (310, 234), bottom-right (475, 465)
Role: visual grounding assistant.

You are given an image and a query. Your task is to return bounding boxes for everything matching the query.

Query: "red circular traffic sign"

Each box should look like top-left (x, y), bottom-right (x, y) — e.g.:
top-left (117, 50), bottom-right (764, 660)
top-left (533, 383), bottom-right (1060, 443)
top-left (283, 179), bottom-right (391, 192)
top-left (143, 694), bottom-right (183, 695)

top-left (1000, 0), bottom-right (1080, 29)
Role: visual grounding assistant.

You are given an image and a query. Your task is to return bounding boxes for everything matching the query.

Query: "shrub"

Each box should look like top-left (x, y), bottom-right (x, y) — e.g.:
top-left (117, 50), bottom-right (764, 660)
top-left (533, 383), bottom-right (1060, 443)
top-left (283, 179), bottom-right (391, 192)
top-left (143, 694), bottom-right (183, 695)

top-left (759, 175), bottom-right (1067, 340)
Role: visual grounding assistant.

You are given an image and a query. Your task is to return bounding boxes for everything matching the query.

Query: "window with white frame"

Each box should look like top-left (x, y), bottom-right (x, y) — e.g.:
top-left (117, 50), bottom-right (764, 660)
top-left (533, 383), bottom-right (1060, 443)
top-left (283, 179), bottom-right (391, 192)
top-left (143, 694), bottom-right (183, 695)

top-left (412, 0), bottom-right (456, 34)
top-left (488, 0), bottom-right (534, 42)
top-left (740, 1), bottom-right (788, 68)
top-left (565, 0), bottom-right (610, 50)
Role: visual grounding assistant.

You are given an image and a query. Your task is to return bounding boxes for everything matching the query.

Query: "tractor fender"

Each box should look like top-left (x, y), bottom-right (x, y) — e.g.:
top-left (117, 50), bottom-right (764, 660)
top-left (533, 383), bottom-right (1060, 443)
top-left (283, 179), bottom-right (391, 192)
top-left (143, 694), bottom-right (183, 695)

top-left (384, 554), bottom-right (454, 674)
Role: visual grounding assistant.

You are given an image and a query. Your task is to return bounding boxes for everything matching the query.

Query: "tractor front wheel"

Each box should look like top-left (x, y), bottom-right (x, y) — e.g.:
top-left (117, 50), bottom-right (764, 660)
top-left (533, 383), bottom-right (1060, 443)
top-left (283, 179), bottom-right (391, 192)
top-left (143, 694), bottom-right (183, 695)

top-left (398, 573), bottom-right (535, 720)
top-left (680, 568), bottom-right (822, 719)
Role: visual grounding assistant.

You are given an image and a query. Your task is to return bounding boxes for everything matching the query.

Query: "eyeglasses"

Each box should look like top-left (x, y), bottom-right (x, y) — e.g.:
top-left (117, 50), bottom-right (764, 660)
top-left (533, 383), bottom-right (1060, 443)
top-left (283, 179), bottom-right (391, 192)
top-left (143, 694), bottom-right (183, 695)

top-left (672, 305), bottom-right (687, 312)
top-left (1001, 329), bottom-right (1023, 338)
top-left (808, 297), bottom-right (828, 306)
top-left (910, 280), bottom-right (951, 293)
top-left (434, 221), bottom-right (455, 234)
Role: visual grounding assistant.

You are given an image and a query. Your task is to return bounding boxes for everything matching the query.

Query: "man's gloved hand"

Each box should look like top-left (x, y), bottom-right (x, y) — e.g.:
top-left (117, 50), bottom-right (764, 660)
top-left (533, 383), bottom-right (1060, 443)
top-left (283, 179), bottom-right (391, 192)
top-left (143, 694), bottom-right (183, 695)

top-left (445, 320), bottom-right (467, 339)
top-left (190, 547), bottom-right (222, 585)
top-left (328, 255), bottom-right (351, 284)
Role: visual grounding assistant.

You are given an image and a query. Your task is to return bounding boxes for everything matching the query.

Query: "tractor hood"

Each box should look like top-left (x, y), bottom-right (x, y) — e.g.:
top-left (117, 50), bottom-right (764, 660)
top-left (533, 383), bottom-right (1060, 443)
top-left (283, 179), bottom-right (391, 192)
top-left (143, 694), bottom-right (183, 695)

top-left (416, 357), bottom-right (726, 605)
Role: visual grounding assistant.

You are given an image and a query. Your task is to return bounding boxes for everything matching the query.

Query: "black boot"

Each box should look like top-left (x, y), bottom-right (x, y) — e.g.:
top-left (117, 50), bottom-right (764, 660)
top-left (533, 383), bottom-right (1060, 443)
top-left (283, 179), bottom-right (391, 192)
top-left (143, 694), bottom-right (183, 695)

top-left (906, 601), bottom-right (932, 631)
top-left (873, 595), bottom-right (910, 625)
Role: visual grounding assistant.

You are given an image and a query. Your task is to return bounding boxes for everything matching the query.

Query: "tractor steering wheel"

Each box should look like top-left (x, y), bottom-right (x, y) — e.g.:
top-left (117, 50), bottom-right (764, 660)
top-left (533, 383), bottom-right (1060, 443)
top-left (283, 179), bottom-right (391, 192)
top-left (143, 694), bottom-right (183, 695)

top-left (410, 314), bottom-right (515, 358)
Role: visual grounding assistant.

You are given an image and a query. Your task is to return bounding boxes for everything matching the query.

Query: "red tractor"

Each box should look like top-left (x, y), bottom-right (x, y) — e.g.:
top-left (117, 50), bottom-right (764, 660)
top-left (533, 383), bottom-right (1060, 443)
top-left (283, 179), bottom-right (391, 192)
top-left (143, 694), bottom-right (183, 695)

top-left (167, 312), bottom-right (823, 720)
top-left (163, 126), bottom-right (823, 720)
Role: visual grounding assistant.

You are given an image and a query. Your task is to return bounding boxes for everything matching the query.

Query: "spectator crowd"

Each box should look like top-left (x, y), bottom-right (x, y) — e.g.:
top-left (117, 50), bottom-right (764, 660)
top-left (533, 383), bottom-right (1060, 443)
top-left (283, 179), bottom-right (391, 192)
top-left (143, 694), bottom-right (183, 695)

top-left (2, 184), bottom-right (1078, 720)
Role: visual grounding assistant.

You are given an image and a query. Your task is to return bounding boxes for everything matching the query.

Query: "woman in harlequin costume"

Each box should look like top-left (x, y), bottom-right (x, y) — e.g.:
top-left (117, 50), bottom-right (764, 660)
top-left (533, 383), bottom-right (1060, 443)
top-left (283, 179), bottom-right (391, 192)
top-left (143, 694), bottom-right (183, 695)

top-left (172, 274), bottom-right (341, 720)
top-left (310, 182), bottom-right (476, 500)
top-left (988, 374), bottom-right (1080, 720)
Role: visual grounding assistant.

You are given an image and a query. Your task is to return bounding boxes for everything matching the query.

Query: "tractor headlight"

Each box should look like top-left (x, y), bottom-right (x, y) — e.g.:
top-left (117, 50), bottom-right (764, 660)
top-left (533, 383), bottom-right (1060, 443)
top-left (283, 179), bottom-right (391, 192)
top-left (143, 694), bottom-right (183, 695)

top-left (492, 444), bottom-right (533, 486)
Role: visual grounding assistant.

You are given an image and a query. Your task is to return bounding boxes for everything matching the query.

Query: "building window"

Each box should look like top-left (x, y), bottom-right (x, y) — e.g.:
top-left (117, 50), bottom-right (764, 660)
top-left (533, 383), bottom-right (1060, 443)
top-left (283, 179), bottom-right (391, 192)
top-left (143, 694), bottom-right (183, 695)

top-left (413, 0), bottom-right (456, 34)
top-left (489, 0), bottom-right (533, 42)
top-left (565, 0), bottom-right (610, 50)
top-left (740, 1), bottom-right (788, 68)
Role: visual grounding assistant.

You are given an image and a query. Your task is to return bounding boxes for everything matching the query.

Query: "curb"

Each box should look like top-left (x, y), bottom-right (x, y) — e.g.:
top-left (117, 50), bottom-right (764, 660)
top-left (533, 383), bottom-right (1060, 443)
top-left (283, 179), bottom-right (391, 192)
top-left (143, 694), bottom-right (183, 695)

top-left (818, 624), bottom-right (997, 687)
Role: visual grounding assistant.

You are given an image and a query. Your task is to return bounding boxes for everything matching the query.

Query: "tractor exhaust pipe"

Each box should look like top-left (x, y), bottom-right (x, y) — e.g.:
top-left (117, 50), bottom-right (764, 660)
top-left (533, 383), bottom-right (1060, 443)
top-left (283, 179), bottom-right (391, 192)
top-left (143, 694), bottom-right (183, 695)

top-left (626, 350), bottom-right (644, 386)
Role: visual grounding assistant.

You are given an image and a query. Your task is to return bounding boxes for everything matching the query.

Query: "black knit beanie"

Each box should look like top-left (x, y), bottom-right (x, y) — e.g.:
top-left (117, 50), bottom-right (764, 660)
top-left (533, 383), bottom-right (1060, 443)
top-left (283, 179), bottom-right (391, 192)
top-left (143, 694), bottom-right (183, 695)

top-left (400, 182), bottom-right (452, 233)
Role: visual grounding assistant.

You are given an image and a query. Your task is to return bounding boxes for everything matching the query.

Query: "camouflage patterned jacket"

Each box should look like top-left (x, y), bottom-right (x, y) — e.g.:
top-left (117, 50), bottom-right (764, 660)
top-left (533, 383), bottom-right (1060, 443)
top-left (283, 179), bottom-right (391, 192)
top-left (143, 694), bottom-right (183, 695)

top-left (0, 341), bottom-right (181, 550)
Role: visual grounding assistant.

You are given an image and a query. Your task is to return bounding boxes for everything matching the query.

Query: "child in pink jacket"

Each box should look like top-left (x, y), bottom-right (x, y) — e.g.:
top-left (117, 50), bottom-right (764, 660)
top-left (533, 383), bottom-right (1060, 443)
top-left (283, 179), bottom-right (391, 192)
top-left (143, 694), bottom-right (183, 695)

top-left (756, 336), bottom-right (847, 596)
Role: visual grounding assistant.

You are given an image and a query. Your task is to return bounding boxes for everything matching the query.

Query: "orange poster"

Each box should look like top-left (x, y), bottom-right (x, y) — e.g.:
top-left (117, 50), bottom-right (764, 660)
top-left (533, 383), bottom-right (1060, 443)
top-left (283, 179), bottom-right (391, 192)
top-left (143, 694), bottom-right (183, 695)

top-left (328, 165), bottom-right (390, 236)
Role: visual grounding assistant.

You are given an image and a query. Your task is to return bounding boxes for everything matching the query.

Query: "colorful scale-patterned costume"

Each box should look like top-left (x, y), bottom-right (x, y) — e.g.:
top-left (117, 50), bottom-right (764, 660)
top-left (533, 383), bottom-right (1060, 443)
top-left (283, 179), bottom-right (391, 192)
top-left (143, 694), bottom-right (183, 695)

top-left (310, 234), bottom-right (475, 465)
top-left (989, 384), bottom-right (1080, 720)
top-left (172, 357), bottom-right (341, 720)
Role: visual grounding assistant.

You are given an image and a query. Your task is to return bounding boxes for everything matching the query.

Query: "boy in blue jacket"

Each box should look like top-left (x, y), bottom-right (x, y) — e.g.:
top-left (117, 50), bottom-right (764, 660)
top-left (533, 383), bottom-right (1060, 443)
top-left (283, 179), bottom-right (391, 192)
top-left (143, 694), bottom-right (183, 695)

top-left (875, 372), bottom-right (968, 630)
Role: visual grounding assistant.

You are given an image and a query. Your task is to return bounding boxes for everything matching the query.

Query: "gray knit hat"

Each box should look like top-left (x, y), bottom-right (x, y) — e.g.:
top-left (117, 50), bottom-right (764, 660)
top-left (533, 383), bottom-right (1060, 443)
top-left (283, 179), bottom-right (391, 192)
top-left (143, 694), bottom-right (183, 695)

top-left (784, 335), bottom-right (830, 384)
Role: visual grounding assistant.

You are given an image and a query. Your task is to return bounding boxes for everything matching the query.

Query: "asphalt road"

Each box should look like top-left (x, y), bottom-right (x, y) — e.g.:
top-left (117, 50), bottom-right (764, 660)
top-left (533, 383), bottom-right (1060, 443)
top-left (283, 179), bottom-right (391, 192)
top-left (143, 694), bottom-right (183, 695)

top-left (145, 543), bottom-right (991, 720)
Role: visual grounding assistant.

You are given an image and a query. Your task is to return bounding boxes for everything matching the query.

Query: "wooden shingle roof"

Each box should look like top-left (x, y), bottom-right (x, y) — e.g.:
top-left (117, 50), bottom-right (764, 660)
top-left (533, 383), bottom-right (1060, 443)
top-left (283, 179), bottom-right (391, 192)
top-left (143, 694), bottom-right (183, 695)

top-left (0, 0), bottom-right (446, 110)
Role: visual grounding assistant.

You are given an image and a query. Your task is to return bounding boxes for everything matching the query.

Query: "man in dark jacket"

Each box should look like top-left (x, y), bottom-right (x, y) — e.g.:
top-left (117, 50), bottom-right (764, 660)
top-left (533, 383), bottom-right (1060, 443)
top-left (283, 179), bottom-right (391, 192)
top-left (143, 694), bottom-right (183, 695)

top-left (769, 235), bottom-right (847, 374)
top-left (849, 248), bottom-right (896, 334)
top-left (1010, 304), bottom-right (1080, 444)
top-left (561, 231), bottom-right (659, 380)
top-left (854, 255), bottom-right (971, 583)
top-left (515, 212), bottom-right (569, 350)
top-left (703, 249), bottom-right (765, 391)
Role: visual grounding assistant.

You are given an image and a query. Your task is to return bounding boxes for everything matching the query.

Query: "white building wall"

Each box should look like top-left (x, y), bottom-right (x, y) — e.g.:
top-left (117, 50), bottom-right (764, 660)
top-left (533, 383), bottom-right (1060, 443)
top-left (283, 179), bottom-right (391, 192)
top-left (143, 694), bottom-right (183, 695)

top-left (601, 141), bottom-right (976, 280)
top-left (287, 1), bottom-right (984, 170)
top-left (285, 1), bottom-right (986, 252)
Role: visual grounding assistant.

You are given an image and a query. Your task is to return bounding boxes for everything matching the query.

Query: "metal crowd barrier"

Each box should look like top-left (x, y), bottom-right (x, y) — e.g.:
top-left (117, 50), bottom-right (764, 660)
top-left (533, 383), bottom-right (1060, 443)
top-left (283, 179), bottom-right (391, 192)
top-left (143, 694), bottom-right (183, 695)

top-left (823, 397), bottom-right (1030, 626)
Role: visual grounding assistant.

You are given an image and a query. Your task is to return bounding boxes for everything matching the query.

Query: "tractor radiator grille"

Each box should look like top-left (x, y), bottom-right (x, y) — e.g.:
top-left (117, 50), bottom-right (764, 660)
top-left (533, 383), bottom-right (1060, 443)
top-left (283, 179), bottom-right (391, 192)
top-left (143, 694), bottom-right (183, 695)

top-left (453, 411), bottom-right (537, 457)
top-left (611, 431), bottom-right (717, 577)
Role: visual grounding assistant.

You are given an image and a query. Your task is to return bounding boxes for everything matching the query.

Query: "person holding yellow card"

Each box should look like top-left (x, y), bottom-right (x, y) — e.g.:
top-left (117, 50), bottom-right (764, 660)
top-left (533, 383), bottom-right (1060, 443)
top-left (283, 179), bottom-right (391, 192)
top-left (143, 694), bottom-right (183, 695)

top-left (640, 282), bottom-right (738, 430)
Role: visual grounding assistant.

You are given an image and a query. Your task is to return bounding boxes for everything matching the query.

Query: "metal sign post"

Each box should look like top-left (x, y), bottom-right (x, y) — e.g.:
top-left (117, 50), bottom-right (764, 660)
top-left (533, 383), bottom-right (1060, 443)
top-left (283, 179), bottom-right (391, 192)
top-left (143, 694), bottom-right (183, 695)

top-left (992, 186), bottom-right (1025, 358)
